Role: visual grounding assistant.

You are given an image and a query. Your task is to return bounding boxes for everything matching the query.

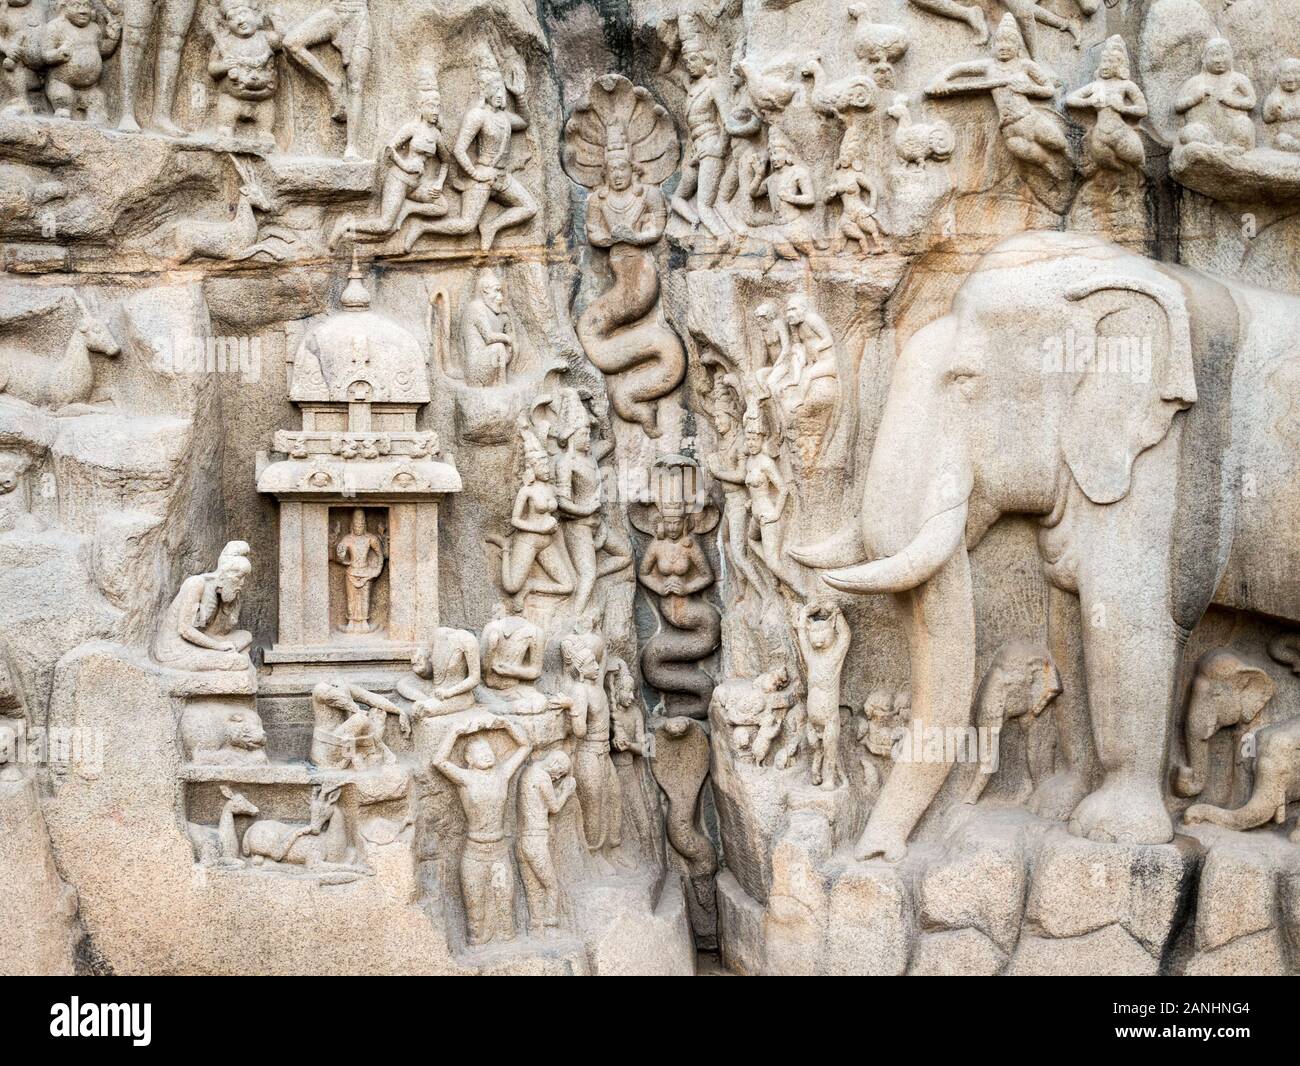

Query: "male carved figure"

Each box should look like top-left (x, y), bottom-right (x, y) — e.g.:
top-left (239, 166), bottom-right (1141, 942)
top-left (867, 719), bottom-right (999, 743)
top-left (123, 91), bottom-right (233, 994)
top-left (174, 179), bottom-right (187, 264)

top-left (516, 750), bottom-right (574, 930)
top-left (283, 0), bottom-right (370, 158)
top-left (668, 33), bottom-right (732, 245)
top-left (405, 64), bottom-right (535, 251)
top-left (117, 0), bottom-right (199, 133)
top-left (555, 632), bottom-right (622, 853)
top-left (397, 627), bottom-right (480, 717)
top-left (309, 678), bottom-right (409, 771)
top-left (432, 713), bottom-right (532, 946)
top-left (794, 602), bottom-right (850, 790)
top-left (333, 507), bottom-right (385, 634)
top-left (152, 541), bottom-right (254, 672)
top-left (459, 271), bottom-right (514, 387)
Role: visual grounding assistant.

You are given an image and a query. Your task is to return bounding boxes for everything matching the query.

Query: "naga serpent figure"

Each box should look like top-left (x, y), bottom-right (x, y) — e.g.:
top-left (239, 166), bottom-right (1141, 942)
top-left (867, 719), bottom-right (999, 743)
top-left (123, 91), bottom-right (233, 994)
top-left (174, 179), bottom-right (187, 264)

top-left (563, 75), bottom-right (685, 438)
top-left (631, 456), bottom-right (721, 718)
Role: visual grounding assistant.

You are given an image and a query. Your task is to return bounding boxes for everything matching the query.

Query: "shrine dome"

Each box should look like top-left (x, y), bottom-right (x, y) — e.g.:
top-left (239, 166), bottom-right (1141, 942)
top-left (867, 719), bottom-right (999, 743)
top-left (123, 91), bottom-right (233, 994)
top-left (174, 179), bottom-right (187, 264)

top-left (290, 262), bottom-right (431, 405)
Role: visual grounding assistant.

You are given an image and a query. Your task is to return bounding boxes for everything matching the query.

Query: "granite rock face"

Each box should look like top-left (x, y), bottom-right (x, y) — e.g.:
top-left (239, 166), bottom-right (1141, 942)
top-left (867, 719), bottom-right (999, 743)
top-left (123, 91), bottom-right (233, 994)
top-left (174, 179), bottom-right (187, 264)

top-left (2, 0), bottom-right (1299, 976)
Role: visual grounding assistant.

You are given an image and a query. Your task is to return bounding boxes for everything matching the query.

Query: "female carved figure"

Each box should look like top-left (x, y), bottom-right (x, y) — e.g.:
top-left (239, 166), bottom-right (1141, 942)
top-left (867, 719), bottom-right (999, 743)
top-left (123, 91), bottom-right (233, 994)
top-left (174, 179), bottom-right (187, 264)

top-left (762, 129), bottom-right (826, 259)
top-left (329, 65), bottom-right (448, 249)
top-left (556, 633), bottom-right (623, 854)
top-left (486, 420), bottom-right (575, 608)
top-left (668, 33), bottom-right (733, 245)
top-left (333, 507), bottom-right (385, 634)
top-left (794, 603), bottom-right (851, 790)
top-left (824, 147), bottom-right (885, 254)
top-left (1175, 37), bottom-right (1257, 153)
top-left (152, 542), bottom-right (253, 672)
top-left (742, 403), bottom-right (802, 594)
top-left (631, 457), bottom-right (721, 718)
top-left (553, 403), bottom-right (631, 614)
top-left (562, 76), bottom-right (684, 437)
top-left (1065, 36), bottom-right (1147, 175)
top-left (925, 16), bottom-right (1070, 195)
top-left (784, 294), bottom-right (839, 468)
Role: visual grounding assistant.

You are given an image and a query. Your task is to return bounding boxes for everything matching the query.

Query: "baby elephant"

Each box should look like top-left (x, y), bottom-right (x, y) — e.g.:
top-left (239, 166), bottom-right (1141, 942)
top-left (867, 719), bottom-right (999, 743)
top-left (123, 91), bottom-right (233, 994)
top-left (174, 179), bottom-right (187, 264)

top-left (1184, 717), bottom-right (1300, 840)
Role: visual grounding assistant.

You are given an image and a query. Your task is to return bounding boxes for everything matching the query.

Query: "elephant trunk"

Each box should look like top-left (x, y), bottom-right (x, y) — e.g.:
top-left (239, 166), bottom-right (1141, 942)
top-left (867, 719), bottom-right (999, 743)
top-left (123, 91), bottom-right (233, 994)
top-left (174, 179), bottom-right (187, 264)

top-left (855, 541), bottom-right (975, 860)
top-left (1173, 717), bottom-right (1211, 798)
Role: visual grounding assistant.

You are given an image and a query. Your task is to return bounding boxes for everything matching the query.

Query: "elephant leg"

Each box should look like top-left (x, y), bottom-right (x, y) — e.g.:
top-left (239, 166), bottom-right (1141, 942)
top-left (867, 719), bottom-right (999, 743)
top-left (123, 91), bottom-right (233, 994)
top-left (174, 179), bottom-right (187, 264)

top-left (1067, 580), bottom-right (1179, 845)
top-left (1028, 585), bottom-right (1094, 819)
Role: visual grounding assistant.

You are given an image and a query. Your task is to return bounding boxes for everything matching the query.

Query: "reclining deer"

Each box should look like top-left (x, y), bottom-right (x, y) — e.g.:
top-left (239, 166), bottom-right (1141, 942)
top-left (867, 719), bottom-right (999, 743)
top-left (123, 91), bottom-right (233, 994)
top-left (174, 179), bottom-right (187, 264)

top-left (160, 155), bottom-right (276, 263)
top-left (241, 784), bottom-right (360, 871)
top-left (0, 291), bottom-right (120, 415)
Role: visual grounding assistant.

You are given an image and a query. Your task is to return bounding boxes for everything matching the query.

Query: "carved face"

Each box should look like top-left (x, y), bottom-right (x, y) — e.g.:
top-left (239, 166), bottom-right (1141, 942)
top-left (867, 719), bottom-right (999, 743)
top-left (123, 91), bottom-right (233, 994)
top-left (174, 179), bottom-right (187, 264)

top-left (480, 276), bottom-right (504, 313)
top-left (466, 737), bottom-right (495, 769)
top-left (217, 568), bottom-right (246, 601)
top-left (862, 51), bottom-right (895, 90)
top-left (350, 508), bottom-right (366, 536)
top-left (807, 611), bottom-right (835, 649)
top-left (743, 427), bottom-right (763, 456)
top-left (661, 513), bottom-right (685, 539)
top-left (605, 153), bottom-right (632, 191)
top-left (1204, 39), bottom-right (1233, 75)
top-left (571, 425), bottom-right (591, 452)
top-left (419, 88), bottom-right (442, 122)
top-left (993, 34), bottom-right (1020, 62)
top-left (684, 45), bottom-right (711, 78)
top-left (530, 452), bottom-right (551, 481)
top-left (411, 646), bottom-right (433, 679)
top-left (65, 0), bottom-right (93, 26)
top-left (783, 296), bottom-right (806, 328)
top-left (545, 751), bottom-right (571, 780)
top-left (484, 75), bottom-right (507, 109)
top-left (226, 4), bottom-right (259, 36)
top-left (1279, 59), bottom-right (1300, 93)
top-left (760, 666), bottom-right (789, 692)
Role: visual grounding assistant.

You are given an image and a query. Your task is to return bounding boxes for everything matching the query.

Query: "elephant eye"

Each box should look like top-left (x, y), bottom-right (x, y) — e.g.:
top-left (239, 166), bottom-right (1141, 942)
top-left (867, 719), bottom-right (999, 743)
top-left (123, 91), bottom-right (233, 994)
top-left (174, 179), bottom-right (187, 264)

top-left (946, 369), bottom-right (980, 394)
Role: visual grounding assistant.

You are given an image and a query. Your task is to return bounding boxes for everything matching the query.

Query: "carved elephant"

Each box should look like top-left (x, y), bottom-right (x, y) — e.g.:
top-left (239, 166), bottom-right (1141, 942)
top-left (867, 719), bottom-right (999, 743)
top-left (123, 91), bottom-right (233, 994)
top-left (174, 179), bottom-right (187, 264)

top-left (792, 230), bottom-right (1300, 860)
top-left (1185, 718), bottom-right (1300, 840)
top-left (1172, 648), bottom-right (1275, 800)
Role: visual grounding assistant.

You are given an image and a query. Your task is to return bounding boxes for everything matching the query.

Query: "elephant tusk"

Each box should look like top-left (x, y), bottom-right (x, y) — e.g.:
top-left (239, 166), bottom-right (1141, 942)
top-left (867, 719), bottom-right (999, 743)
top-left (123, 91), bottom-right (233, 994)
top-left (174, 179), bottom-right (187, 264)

top-left (788, 523), bottom-right (866, 570)
top-left (821, 499), bottom-right (968, 594)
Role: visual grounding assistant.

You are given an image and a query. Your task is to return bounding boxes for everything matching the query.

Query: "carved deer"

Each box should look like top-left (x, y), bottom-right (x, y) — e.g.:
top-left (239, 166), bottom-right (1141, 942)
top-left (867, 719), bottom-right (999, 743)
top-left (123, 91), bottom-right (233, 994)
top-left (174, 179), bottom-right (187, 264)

top-left (0, 291), bottom-right (120, 415)
top-left (187, 785), bottom-right (260, 866)
top-left (164, 154), bottom-right (274, 263)
top-left (241, 785), bottom-right (357, 869)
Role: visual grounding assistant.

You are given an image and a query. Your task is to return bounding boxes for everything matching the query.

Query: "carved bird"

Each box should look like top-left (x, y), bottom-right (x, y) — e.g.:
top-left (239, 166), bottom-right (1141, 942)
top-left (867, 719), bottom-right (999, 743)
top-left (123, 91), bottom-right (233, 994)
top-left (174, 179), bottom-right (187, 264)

top-left (887, 95), bottom-right (955, 170)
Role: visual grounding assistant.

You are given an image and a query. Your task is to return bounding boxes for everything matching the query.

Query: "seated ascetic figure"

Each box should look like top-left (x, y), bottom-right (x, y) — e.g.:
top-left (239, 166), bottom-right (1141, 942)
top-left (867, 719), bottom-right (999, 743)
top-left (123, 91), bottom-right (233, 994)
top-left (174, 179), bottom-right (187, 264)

top-left (478, 604), bottom-right (548, 714)
top-left (152, 542), bottom-right (254, 673)
top-left (397, 626), bottom-right (481, 717)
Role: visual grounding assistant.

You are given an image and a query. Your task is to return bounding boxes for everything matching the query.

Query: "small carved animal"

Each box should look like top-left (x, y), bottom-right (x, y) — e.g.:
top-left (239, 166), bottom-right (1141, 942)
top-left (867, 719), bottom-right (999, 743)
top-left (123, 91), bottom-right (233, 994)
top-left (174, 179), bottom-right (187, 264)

top-left (187, 785), bottom-right (259, 866)
top-left (241, 785), bottom-right (358, 869)
top-left (887, 96), bottom-right (955, 169)
top-left (161, 154), bottom-right (274, 262)
top-left (1185, 717), bottom-right (1300, 840)
top-left (0, 291), bottom-right (119, 414)
top-left (180, 702), bottom-right (268, 765)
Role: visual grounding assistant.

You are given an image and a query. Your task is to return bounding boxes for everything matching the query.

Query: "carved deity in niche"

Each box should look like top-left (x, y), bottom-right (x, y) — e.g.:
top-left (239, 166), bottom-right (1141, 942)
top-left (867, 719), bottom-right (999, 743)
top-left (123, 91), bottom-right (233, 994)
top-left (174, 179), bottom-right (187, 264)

top-left (556, 631), bottom-right (623, 855)
top-left (459, 272), bottom-right (515, 387)
top-left (794, 602), bottom-right (851, 790)
top-left (330, 64), bottom-right (449, 249)
top-left (333, 507), bottom-right (386, 634)
top-left (152, 542), bottom-right (253, 673)
top-left (283, 0), bottom-right (371, 158)
top-left (925, 15), bottom-right (1071, 206)
top-left (397, 626), bottom-right (481, 717)
top-left (561, 74), bottom-right (683, 437)
top-left (516, 750), bottom-right (574, 929)
top-left (41, 0), bottom-right (120, 124)
top-left (432, 713), bottom-right (532, 946)
top-left (1175, 37), bottom-right (1257, 153)
top-left (1065, 36), bottom-right (1147, 176)
top-left (486, 418), bottom-right (575, 608)
top-left (405, 54), bottom-right (535, 251)
top-left (205, 0), bottom-right (281, 146)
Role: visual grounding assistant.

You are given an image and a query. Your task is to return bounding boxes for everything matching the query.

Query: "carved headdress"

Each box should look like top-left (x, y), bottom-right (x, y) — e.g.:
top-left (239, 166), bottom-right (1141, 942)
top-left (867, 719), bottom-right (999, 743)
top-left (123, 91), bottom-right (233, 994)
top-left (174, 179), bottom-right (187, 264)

top-left (992, 13), bottom-right (1027, 56)
top-left (562, 74), bottom-right (681, 190)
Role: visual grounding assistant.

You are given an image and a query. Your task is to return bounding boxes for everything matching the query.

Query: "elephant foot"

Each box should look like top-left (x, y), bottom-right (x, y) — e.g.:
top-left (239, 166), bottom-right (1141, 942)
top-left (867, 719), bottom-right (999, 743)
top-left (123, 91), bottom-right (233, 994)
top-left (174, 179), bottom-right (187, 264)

top-left (853, 825), bottom-right (908, 863)
top-left (1027, 768), bottom-right (1090, 821)
top-left (1068, 777), bottom-right (1173, 845)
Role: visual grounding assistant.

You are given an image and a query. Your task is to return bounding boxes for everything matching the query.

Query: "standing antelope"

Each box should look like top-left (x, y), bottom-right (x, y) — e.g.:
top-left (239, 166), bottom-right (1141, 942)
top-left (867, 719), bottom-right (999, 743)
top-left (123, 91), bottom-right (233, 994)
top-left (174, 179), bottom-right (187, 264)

top-left (0, 291), bottom-right (120, 415)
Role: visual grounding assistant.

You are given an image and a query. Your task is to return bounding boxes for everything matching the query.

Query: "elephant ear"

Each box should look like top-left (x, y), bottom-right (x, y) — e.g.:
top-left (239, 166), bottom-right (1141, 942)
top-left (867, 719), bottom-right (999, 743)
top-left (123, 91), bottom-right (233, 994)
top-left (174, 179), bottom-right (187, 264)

top-left (1060, 276), bottom-right (1198, 505)
top-left (1229, 665), bottom-right (1276, 725)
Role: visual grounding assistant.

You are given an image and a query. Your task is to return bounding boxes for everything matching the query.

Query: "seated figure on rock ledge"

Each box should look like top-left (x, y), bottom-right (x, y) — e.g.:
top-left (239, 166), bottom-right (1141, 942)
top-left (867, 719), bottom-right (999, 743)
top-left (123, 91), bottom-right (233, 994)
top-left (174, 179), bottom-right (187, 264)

top-left (397, 626), bottom-right (481, 718)
top-left (152, 541), bottom-right (253, 673)
top-left (479, 603), bottom-right (549, 715)
top-left (1175, 37), bottom-right (1256, 154)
